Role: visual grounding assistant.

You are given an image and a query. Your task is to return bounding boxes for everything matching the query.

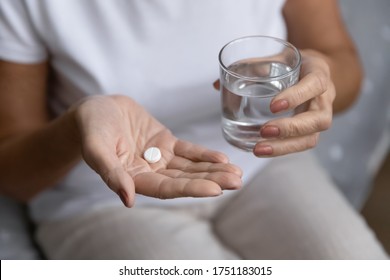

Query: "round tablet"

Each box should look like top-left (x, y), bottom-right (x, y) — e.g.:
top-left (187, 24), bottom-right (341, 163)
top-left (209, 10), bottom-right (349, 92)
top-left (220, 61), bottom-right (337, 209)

top-left (143, 147), bottom-right (162, 164)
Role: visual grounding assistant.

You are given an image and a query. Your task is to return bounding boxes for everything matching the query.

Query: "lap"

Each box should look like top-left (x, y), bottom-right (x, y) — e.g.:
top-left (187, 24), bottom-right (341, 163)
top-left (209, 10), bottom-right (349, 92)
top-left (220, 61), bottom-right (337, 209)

top-left (214, 151), bottom-right (388, 259)
top-left (36, 202), bottom-right (238, 259)
top-left (36, 151), bottom-right (388, 259)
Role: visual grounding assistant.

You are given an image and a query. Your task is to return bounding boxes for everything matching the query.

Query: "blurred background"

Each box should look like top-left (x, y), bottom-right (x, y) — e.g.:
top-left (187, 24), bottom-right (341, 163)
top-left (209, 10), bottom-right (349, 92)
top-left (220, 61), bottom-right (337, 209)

top-left (0, 0), bottom-right (389, 259)
top-left (314, 0), bottom-right (390, 253)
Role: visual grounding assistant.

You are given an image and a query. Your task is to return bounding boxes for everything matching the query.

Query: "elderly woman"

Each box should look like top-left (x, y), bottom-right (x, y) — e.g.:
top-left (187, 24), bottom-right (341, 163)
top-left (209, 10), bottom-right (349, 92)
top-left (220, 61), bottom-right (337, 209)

top-left (0, 0), bottom-right (386, 259)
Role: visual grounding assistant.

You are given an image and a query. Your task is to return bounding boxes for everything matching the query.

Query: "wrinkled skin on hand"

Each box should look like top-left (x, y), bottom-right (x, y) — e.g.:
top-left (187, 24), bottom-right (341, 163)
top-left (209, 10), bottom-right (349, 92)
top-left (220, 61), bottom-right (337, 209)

top-left (71, 95), bottom-right (243, 207)
top-left (215, 50), bottom-right (335, 157)
top-left (254, 50), bottom-right (335, 156)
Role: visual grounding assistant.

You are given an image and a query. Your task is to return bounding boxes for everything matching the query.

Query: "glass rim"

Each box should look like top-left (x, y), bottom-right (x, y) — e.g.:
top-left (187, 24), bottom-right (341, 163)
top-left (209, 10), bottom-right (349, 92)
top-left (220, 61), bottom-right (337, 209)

top-left (218, 35), bottom-right (302, 82)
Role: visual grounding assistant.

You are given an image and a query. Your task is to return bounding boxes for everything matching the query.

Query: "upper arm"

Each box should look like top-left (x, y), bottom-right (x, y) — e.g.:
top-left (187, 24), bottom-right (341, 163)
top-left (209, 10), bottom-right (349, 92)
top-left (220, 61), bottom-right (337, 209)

top-left (282, 0), bottom-right (356, 54)
top-left (0, 60), bottom-right (49, 139)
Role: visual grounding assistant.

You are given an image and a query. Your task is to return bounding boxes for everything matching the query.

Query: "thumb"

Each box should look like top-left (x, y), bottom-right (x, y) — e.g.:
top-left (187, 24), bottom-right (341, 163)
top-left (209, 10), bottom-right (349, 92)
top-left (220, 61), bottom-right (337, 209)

top-left (82, 139), bottom-right (135, 207)
top-left (213, 79), bottom-right (220, 90)
top-left (102, 166), bottom-right (135, 208)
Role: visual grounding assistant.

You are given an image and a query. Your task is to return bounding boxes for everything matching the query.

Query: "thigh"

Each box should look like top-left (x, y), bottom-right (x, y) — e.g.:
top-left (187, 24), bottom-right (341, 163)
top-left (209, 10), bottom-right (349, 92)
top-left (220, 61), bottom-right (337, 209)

top-left (36, 204), bottom-right (239, 260)
top-left (213, 151), bottom-right (388, 259)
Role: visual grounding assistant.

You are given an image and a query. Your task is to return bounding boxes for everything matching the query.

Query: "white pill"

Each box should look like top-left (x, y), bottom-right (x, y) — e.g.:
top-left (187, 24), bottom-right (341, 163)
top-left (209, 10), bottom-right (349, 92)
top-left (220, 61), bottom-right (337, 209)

top-left (143, 147), bottom-right (162, 164)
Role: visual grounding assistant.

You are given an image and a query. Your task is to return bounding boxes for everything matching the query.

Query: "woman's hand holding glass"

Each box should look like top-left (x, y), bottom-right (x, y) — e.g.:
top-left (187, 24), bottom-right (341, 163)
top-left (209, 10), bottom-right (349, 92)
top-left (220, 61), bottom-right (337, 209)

top-left (254, 50), bottom-right (336, 157)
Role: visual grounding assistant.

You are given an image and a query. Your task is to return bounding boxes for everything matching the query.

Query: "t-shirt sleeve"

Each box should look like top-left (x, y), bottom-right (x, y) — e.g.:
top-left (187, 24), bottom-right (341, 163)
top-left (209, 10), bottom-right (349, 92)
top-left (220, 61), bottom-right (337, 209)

top-left (0, 0), bottom-right (48, 63)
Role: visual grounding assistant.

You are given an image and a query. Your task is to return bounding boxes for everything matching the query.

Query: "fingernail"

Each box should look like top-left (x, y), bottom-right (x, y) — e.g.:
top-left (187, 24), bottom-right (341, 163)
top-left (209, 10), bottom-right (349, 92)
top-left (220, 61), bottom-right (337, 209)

top-left (118, 189), bottom-right (128, 207)
top-left (254, 145), bottom-right (273, 156)
top-left (261, 125), bottom-right (280, 138)
top-left (213, 80), bottom-right (220, 90)
top-left (270, 99), bottom-right (289, 113)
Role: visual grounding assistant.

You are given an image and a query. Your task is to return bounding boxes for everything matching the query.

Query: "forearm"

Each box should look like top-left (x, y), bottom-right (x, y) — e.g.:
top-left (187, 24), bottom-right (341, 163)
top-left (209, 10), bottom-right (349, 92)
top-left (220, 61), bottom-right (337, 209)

top-left (283, 0), bottom-right (363, 114)
top-left (0, 110), bottom-right (81, 201)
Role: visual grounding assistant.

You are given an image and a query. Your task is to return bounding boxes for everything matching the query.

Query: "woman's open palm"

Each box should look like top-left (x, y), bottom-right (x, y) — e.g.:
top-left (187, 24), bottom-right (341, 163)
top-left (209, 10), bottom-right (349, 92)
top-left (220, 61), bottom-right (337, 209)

top-left (72, 95), bottom-right (242, 207)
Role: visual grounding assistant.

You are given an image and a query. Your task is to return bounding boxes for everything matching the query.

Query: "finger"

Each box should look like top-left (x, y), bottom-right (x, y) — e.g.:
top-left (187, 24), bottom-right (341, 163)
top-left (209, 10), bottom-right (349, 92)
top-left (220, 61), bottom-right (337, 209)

top-left (213, 79), bottom-right (220, 90)
top-left (82, 138), bottom-right (136, 207)
top-left (134, 172), bottom-right (223, 198)
top-left (174, 140), bottom-right (230, 163)
top-left (260, 110), bottom-right (332, 139)
top-left (158, 169), bottom-right (242, 190)
top-left (270, 71), bottom-right (329, 113)
top-left (253, 133), bottom-right (320, 157)
top-left (167, 156), bottom-right (243, 177)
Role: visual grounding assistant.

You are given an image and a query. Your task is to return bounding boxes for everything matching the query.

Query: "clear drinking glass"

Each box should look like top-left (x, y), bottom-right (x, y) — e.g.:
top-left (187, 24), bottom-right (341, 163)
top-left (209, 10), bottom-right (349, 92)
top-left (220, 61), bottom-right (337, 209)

top-left (218, 35), bottom-right (301, 151)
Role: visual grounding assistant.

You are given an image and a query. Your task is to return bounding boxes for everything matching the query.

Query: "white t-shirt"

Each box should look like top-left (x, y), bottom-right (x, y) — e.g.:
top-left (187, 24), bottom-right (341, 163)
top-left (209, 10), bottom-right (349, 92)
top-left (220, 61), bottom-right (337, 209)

top-left (0, 0), bottom-right (286, 223)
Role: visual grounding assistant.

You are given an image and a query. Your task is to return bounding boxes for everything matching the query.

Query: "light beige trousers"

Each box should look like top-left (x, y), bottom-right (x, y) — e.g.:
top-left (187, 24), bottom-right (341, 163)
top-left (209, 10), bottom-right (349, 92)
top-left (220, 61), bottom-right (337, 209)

top-left (35, 152), bottom-right (388, 259)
